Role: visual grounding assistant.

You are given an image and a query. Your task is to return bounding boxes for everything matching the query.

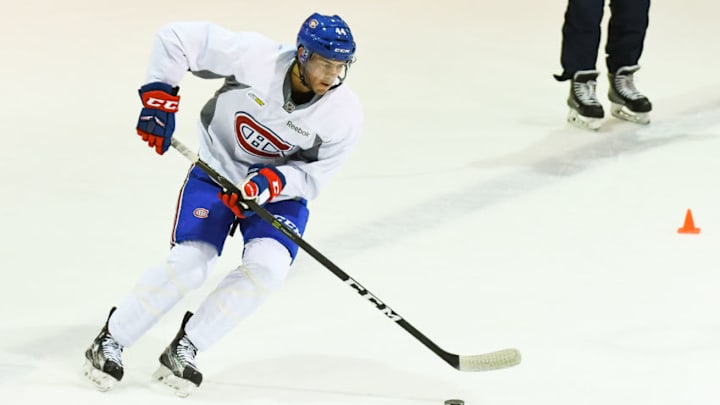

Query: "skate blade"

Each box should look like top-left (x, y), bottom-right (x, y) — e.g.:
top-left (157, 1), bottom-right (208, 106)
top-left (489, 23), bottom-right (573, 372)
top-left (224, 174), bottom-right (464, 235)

top-left (610, 103), bottom-right (650, 124)
top-left (567, 109), bottom-right (602, 131)
top-left (83, 359), bottom-right (117, 392)
top-left (153, 364), bottom-right (197, 398)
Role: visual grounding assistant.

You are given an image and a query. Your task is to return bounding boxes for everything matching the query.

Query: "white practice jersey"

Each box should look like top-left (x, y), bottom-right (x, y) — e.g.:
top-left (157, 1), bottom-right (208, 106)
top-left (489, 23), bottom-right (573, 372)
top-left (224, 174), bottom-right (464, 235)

top-left (144, 22), bottom-right (363, 202)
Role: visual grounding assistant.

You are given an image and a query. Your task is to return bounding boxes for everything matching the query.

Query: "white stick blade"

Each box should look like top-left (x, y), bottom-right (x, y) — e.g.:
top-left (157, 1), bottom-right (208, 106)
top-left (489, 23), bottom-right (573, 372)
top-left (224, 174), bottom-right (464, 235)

top-left (459, 348), bottom-right (521, 371)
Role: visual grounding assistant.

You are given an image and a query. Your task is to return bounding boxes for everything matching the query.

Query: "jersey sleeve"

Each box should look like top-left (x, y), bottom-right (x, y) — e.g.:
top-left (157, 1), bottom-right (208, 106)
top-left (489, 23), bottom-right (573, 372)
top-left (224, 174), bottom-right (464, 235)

top-left (143, 22), bottom-right (276, 85)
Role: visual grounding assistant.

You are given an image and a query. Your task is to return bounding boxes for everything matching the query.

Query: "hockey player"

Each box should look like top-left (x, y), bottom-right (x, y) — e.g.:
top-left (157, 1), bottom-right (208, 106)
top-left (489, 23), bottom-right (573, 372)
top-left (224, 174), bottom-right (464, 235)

top-left (83, 13), bottom-right (362, 396)
top-left (554, 0), bottom-right (653, 130)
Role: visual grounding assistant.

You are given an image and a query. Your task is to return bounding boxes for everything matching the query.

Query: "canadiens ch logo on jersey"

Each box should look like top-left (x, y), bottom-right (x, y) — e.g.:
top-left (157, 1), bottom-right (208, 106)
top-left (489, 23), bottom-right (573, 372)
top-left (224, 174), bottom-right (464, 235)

top-left (235, 112), bottom-right (292, 158)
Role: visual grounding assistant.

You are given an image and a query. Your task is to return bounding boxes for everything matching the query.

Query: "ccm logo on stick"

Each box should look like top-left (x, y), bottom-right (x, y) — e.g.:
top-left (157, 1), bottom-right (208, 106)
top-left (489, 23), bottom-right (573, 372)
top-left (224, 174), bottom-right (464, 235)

top-left (345, 278), bottom-right (403, 322)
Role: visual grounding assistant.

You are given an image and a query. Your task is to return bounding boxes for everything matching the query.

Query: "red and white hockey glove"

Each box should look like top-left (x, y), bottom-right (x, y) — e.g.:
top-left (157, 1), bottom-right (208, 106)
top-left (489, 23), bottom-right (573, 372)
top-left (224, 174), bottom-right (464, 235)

top-left (218, 164), bottom-right (286, 218)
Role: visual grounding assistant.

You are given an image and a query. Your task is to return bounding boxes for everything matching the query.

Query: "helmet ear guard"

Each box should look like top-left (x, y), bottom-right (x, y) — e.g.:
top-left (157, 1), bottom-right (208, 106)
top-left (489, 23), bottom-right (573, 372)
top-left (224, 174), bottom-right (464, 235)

top-left (297, 46), bottom-right (310, 65)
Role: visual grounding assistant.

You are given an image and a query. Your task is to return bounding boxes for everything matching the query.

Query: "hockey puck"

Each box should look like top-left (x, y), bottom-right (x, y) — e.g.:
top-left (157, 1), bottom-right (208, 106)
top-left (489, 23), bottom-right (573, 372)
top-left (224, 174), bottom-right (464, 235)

top-left (444, 400), bottom-right (464, 405)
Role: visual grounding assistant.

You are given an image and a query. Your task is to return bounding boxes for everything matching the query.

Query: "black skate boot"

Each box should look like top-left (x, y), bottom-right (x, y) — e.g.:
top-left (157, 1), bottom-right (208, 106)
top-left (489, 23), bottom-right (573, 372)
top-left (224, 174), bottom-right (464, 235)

top-left (566, 70), bottom-right (604, 130)
top-left (83, 307), bottom-right (124, 391)
top-left (608, 65), bottom-right (652, 124)
top-left (153, 311), bottom-right (202, 397)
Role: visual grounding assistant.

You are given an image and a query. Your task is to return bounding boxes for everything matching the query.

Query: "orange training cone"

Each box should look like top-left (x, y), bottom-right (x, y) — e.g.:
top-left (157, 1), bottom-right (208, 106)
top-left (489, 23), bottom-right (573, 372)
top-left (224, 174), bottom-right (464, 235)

top-left (677, 209), bottom-right (701, 234)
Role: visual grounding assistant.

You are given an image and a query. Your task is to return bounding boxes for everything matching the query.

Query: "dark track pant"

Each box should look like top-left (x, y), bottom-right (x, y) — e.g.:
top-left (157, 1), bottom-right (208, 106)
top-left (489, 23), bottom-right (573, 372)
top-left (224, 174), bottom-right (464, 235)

top-left (555, 0), bottom-right (650, 81)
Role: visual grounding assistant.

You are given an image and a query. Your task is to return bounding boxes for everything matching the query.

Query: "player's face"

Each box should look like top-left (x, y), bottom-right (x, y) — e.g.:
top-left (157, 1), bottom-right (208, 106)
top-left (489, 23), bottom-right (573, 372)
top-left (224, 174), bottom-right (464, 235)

top-left (303, 54), bottom-right (349, 94)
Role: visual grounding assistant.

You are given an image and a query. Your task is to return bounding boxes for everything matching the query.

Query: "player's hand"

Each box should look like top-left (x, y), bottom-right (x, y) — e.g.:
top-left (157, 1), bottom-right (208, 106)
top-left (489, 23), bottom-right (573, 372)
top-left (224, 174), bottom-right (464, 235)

top-left (136, 82), bottom-right (180, 155)
top-left (218, 164), bottom-right (286, 218)
top-left (218, 190), bottom-right (253, 218)
top-left (240, 164), bottom-right (286, 204)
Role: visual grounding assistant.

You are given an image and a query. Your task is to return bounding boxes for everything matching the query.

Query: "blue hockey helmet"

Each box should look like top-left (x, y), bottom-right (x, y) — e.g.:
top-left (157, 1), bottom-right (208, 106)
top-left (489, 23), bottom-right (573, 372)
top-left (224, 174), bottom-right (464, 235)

top-left (297, 13), bottom-right (356, 64)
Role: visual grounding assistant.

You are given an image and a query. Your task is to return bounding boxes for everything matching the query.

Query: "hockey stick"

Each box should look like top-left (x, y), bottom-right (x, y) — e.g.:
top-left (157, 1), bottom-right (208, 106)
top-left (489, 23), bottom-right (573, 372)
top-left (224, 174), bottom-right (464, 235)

top-left (170, 138), bottom-right (521, 371)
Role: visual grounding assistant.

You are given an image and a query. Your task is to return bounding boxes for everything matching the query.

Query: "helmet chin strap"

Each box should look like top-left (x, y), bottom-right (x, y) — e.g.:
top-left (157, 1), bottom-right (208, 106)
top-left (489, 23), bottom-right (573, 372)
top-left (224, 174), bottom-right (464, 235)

top-left (297, 61), bottom-right (311, 90)
top-left (295, 48), bottom-right (313, 90)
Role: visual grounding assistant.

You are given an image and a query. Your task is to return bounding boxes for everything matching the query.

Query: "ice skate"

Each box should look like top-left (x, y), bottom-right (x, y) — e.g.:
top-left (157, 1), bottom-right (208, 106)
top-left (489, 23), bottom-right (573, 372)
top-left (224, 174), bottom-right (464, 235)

top-left (566, 70), bottom-right (604, 130)
top-left (153, 311), bottom-right (202, 397)
top-left (83, 307), bottom-right (124, 391)
top-left (608, 65), bottom-right (652, 124)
